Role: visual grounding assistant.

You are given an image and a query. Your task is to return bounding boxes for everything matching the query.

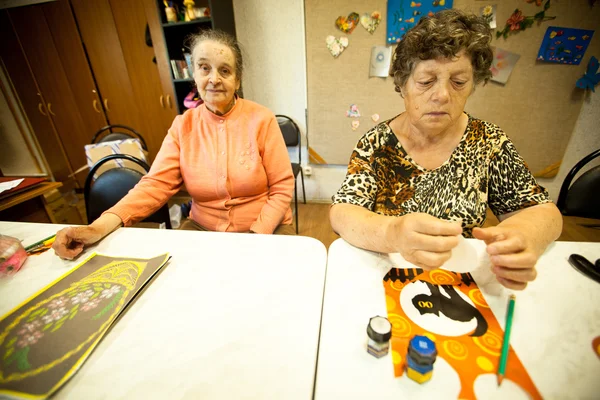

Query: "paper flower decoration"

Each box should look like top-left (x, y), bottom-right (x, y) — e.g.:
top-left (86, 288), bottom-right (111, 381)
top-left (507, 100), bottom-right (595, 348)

top-left (496, 0), bottom-right (556, 39)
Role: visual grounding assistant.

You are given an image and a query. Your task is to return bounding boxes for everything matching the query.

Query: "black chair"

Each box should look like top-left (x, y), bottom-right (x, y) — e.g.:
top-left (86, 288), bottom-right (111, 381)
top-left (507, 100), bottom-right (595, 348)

top-left (276, 115), bottom-right (306, 234)
top-left (84, 154), bottom-right (172, 229)
top-left (556, 148), bottom-right (600, 223)
top-left (91, 124), bottom-right (148, 151)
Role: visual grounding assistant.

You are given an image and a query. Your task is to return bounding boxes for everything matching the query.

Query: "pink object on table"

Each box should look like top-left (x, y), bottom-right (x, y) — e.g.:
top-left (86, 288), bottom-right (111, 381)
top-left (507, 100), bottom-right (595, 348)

top-left (0, 235), bottom-right (28, 276)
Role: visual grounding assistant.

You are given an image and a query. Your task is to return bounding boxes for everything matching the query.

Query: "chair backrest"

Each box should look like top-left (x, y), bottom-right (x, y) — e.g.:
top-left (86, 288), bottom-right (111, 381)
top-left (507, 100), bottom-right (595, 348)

top-left (91, 124), bottom-right (148, 151)
top-left (556, 148), bottom-right (600, 219)
top-left (84, 154), bottom-right (172, 228)
top-left (276, 115), bottom-right (301, 164)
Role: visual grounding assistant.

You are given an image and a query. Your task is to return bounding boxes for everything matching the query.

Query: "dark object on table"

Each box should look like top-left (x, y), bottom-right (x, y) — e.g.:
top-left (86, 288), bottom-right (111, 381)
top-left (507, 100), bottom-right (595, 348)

top-left (84, 154), bottom-right (171, 228)
top-left (556, 148), bottom-right (600, 224)
top-left (568, 254), bottom-right (600, 284)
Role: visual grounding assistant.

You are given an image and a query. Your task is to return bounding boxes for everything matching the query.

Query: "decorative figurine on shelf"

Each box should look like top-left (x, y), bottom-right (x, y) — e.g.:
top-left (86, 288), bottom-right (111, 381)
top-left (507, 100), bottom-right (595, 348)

top-left (183, 0), bottom-right (196, 21)
top-left (164, 1), bottom-right (177, 23)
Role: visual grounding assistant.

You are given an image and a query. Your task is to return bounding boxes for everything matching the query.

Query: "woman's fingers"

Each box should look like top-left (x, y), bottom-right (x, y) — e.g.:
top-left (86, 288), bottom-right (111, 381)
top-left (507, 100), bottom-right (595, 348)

top-left (496, 276), bottom-right (528, 291)
top-left (492, 265), bottom-right (538, 282)
top-left (409, 249), bottom-right (453, 269)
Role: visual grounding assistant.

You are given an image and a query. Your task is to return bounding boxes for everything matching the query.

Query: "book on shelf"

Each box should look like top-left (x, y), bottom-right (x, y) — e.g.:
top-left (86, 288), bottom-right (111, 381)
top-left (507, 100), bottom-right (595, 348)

top-left (170, 59), bottom-right (192, 80)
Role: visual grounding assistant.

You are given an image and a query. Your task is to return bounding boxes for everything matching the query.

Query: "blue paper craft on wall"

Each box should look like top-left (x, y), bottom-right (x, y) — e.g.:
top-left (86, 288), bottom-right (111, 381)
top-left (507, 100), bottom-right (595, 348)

top-left (536, 27), bottom-right (594, 65)
top-left (386, 0), bottom-right (454, 44)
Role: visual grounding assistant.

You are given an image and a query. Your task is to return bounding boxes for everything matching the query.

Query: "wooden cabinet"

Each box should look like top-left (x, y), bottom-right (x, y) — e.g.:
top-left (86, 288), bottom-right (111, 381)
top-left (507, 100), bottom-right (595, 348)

top-left (1, 0), bottom-right (236, 188)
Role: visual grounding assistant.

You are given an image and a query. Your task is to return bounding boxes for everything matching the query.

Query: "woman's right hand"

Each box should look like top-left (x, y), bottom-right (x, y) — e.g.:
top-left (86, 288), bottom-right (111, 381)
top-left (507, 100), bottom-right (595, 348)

top-left (52, 213), bottom-right (123, 260)
top-left (52, 226), bottom-right (104, 260)
top-left (386, 212), bottom-right (462, 269)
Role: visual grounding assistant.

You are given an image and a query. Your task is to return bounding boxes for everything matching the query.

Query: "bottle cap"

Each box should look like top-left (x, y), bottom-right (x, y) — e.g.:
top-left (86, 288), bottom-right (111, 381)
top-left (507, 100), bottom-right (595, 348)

top-left (367, 316), bottom-right (392, 342)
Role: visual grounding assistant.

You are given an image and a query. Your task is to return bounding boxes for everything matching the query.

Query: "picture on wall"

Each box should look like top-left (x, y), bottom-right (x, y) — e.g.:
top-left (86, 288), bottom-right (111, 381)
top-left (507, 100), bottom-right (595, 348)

top-left (536, 27), bottom-right (595, 65)
top-left (386, 0), bottom-right (454, 44)
top-left (490, 47), bottom-right (521, 85)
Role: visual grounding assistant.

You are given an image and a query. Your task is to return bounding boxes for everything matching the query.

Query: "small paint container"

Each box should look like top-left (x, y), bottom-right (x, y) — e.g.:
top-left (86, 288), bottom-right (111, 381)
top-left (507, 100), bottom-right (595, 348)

top-left (406, 335), bottom-right (437, 384)
top-left (366, 316), bottom-right (392, 358)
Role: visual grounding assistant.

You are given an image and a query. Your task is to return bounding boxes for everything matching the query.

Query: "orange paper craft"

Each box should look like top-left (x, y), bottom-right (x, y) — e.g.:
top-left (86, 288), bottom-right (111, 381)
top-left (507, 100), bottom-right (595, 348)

top-left (383, 268), bottom-right (541, 400)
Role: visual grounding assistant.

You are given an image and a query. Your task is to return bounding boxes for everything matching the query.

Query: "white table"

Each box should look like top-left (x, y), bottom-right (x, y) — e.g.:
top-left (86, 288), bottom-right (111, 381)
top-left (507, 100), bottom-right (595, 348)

top-left (0, 222), bottom-right (327, 399)
top-left (316, 238), bottom-right (600, 400)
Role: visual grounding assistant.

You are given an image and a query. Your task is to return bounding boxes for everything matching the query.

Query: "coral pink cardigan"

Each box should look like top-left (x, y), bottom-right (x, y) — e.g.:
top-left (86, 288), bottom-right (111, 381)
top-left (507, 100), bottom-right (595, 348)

top-left (106, 98), bottom-right (294, 234)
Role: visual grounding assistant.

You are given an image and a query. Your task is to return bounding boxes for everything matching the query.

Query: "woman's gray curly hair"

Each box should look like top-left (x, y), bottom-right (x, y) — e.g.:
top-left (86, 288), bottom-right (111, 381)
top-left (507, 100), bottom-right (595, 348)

top-left (390, 9), bottom-right (493, 93)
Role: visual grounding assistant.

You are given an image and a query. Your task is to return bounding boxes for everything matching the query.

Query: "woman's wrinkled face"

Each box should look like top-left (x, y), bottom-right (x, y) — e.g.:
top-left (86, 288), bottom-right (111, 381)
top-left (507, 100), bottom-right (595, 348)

top-left (402, 50), bottom-right (474, 134)
top-left (193, 40), bottom-right (240, 115)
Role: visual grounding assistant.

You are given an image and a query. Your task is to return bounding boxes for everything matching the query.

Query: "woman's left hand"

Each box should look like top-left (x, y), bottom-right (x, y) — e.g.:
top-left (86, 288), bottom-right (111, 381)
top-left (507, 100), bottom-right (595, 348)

top-left (472, 226), bottom-right (541, 290)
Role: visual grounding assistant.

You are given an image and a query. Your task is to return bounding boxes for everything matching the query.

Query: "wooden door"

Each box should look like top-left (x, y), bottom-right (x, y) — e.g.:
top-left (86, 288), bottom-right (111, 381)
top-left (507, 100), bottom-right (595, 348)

top-left (41, 0), bottom-right (108, 136)
top-left (69, 0), bottom-right (144, 135)
top-left (0, 10), bottom-right (75, 189)
top-left (110, 0), bottom-right (177, 158)
top-left (8, 5), bottom-right (91, 187)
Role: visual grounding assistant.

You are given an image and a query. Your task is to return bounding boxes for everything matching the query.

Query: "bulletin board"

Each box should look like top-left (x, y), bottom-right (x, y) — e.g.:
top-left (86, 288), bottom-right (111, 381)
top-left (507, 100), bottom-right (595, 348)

top-left (305, 0), bottom-right (600, 175)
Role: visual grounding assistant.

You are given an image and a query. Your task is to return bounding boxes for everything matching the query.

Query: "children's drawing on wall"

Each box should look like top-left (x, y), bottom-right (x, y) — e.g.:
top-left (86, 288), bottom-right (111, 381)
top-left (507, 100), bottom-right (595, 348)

top-left (480, 4), bottom-right (497, 29)
top-left (490, 47), bottom-right (520, 85)
top-left (360, 11), bottom-right (382, 34)
top-left (326, 35), bottom-right (348, 58)
top-left (496, 0), bottom-right (556, 40)
top-left (370, 46), bottom-right (393, 78)
top-left (576, 56), bottom-right (600, 92)
top-left (335, 12), bottom-right (360, 34)
top-left (386, 0), bottom-right (454, 44)
top-left (537, 27), bottom-right (595, 65)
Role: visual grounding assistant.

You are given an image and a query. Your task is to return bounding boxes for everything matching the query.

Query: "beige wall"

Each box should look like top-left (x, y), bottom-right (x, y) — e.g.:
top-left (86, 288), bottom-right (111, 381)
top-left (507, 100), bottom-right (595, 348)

top-left (233, 0), bottom-right (599, 202)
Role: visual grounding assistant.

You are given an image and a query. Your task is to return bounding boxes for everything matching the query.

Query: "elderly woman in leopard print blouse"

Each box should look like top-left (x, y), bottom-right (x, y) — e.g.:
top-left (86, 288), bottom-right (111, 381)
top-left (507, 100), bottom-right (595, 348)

top-left (330, 9), bottom-right (562, 291)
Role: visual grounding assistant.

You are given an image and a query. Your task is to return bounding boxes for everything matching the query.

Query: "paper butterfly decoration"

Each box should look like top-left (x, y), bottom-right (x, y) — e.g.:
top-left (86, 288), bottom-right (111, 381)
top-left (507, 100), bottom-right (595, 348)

top-left (335, 12), bottom-right (360, 34)
top-left (360, 11), bottom-right (382, 34)
top-left (326, 35), bottom-right (348, 58)
top-left (576, 56), bottom-right (600, 92)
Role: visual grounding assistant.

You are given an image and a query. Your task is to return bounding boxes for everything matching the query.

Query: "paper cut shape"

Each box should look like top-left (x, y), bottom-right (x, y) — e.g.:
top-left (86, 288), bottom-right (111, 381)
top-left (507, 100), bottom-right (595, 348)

top-left (346, 104), bottom-right (360, 118)
top-left (387, 0), bottom-right (454, 43)
top-left (371, 114), bottom-right (380, 122)
top-left (576, 56), bottom-right (600, 91)
top-left (490, 47), bottom-right (520, 85)
top-left (335, 12), bottom-right (359, 34)
top-left (537, 27), bottom-right (594, 65)
top-left (480, 4), bottom-right (497, 29)
top-left (370, 46), bottom-right (393, 78)
top-left (383, 268), bottom-right (541, 400)
top-left (351, 120), bottom-right (360, 131)
top-left (360, 11), bottom-right (382, 34)
top-left (326, 35), bottom-right (348, 58)
top-left (0, 253), bottom-right (170, 399)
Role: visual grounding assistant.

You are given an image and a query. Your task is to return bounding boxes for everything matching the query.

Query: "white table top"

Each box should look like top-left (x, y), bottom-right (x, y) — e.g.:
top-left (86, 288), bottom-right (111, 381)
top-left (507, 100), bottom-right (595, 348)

top-left (0, 222), bottom-right (327, 400)
top-left (316, 238), bottom-right (600, 400)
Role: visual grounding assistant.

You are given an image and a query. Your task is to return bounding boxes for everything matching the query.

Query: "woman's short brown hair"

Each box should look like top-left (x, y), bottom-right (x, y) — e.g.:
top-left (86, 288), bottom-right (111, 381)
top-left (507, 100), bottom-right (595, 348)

top-left (188, 29), bottom-right (244, 82)
top-left (390, 9), bottom-right (493, 93)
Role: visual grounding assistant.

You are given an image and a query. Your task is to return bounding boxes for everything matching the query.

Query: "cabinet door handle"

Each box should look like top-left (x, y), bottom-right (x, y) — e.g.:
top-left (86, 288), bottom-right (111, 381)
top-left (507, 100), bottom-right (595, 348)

top-left (93, 99), bottom-right (101, 113)
top-left (166, 95), bottom-right (172, 108)
top-left (47, 103), bottom-right (56, 116)
top-left (104, 98), bottom-right (110, 111)
top-left (160, 95), bottom-right (164, 108)
top-left (38, 103), bottom-right (48, 116)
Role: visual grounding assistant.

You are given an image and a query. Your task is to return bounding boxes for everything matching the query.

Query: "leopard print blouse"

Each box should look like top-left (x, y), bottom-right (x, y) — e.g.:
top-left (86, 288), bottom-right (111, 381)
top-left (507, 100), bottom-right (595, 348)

top-left (332, 113), bottom-right (551, 237)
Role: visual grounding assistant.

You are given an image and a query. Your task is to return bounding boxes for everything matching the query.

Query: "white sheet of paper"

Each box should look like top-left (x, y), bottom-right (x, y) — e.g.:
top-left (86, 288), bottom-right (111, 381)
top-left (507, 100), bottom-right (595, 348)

top-left (369, 46), bottom-right (392, 78)
top-left (0, 178), bottom-right (24, 195)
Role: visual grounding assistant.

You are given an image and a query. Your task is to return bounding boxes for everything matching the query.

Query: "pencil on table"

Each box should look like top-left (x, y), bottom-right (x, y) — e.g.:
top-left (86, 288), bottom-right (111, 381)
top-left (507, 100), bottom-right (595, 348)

top-left (497, 294), bottom-right (516, 386)
top-left (25, 234), bottom-right (56, 252)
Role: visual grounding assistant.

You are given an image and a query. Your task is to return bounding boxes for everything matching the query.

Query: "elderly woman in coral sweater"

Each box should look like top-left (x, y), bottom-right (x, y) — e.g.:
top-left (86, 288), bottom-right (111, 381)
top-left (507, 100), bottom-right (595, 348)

top-left (53, 29), bottom-right (294, 260)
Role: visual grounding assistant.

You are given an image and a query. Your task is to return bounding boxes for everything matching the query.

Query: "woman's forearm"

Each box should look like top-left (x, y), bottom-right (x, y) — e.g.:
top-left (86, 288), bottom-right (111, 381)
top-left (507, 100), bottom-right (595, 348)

top-left (330, 203), bottom-right (400, 253)
top-left (90, 213), bottom-right (123, 239)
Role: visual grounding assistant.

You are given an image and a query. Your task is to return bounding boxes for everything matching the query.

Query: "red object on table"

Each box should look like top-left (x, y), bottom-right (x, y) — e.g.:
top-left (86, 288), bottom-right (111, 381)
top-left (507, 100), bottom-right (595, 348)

top-left (0, 177), bottom-right (47, 200)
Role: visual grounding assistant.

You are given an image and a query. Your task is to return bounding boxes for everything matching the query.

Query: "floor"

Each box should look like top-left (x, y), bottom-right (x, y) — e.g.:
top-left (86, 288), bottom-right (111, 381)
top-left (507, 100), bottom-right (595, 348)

top-left (295, 203), bottom-right (600, 249)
